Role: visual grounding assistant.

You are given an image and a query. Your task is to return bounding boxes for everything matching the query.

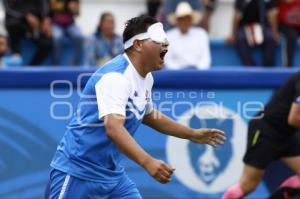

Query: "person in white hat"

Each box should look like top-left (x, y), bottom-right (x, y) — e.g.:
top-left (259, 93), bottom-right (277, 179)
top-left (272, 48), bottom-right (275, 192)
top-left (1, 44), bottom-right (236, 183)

top-left (164, 1), bottom-right (211, 70)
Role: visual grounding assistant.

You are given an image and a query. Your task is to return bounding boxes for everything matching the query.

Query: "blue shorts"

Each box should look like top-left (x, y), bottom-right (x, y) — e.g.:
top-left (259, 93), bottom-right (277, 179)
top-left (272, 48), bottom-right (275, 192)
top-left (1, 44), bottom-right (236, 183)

top-left (45, 169), bottom-right (142, 199)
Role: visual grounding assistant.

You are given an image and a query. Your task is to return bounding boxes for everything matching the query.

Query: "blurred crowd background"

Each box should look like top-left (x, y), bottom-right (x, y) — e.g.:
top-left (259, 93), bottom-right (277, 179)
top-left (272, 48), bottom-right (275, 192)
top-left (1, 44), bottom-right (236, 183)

top-left (0, 0), bottom-right (299, 68)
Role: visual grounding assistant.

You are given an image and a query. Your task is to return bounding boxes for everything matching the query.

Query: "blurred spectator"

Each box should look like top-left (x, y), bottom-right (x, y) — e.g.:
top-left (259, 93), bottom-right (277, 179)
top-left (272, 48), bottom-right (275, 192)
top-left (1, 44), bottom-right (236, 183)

top-left (164, 2), bottom-right (211, 70)
top-left (0, 34), bottom-right (23, 67)
top-left (163, 0), bottom-right (202, 30)
top-left (0, 34), bottom-right (9, 67)
top-left (161, 0), bottom-right (216, 32)
top-left (227, 0), bottom-right (278, 66)
top-left (277, 0), bottom-right (300, 67)
top-left (84, 12), bottom-right (123, 67)
top-left (3, 0), bottom-right (53, 66)
top-left (49, 0), bottom-right (83, 66)
top-left (200, 0), bottom-right (216, 31)
top-left (0, 35), bottom-right (8, 55)
top-left (146, 0), bottom-right (162, 18)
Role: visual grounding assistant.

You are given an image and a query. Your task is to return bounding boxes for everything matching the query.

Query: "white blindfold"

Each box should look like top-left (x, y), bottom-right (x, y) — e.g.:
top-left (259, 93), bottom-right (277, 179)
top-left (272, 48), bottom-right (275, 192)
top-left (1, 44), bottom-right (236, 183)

top-left (124, 22), bottom-right (168, 50)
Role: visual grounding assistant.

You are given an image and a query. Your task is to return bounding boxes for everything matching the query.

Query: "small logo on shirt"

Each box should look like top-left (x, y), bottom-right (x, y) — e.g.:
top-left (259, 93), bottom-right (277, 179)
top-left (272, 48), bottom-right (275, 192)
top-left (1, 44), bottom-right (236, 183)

top-left (134, 91), bottom-right (138, 97)
top-left (145, 90), bottom-right (150, 102)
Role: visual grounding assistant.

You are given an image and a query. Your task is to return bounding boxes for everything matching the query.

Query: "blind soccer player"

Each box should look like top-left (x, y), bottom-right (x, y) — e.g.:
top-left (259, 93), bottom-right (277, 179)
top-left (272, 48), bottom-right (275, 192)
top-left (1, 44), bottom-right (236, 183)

top-left (45, 15), bottom-right (225, 199)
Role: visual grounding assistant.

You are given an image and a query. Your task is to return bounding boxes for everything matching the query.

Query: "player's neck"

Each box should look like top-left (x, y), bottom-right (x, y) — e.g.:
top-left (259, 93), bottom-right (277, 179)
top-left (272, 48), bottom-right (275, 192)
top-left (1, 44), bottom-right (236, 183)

top-left (126, 52), bottom-right (148, 78)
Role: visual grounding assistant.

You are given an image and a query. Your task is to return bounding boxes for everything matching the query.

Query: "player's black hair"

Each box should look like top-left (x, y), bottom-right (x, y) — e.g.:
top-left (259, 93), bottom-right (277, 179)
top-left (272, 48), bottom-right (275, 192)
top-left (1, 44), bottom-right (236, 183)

top-left (123, 15), bottom-right (158, 45)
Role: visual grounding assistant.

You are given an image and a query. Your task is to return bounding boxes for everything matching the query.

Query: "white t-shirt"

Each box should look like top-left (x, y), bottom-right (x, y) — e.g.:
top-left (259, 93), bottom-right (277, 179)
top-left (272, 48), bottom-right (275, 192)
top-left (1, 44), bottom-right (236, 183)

top-left (95, 53), bottom-right (154, 120)
top-left (51, 53), bottom-right (154, 182)
top-left (165, 27), bottom-right (211, 70)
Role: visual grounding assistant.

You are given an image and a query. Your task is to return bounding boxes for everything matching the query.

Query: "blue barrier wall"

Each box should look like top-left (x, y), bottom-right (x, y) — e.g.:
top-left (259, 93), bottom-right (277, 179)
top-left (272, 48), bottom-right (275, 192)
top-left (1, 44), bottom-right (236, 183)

top-left (210, 39), bottom-right (300, 67)
top-left (17, 39), bottom-right (300, 67)
top-left (20, 38), bottom-right (84, 66)
top-left (0, 68), bottom-right (299, 199)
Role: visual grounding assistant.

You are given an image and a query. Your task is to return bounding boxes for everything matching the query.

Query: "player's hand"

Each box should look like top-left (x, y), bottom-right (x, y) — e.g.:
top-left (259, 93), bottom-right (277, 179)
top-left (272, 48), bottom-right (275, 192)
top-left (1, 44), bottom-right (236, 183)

top-left (143, 158), bottom-right (175, 184)
top-left (190, 128), bottom-right (226, 147)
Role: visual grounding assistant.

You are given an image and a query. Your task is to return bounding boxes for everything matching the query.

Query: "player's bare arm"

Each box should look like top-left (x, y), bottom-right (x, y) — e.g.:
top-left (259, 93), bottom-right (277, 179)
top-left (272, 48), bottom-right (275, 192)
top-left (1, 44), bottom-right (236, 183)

top-left (142, 109), bottom-right (226, 147)
top-left (288, 103), bottom-right (300, 128)
top-left (104, 113), bottom-right (175, 184)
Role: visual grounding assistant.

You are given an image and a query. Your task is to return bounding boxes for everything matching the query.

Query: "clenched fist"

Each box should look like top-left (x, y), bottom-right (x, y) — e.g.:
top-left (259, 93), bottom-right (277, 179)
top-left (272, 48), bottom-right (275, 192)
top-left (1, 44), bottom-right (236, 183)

top-left (143, 158), bottom-right (175, 184)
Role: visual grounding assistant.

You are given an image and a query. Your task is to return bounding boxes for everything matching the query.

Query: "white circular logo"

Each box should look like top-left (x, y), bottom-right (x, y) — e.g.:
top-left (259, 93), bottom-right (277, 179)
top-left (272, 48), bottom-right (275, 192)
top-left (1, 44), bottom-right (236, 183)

top-left (166, 104), bottom-right (247, 193)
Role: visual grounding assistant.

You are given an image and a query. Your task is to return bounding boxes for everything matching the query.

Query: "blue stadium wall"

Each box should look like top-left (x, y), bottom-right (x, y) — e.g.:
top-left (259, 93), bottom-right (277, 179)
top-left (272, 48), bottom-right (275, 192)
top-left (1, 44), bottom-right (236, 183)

top-left (16, 39), bottom-right (300, 67)
top-left (0, 68), bottom-right (299, 199)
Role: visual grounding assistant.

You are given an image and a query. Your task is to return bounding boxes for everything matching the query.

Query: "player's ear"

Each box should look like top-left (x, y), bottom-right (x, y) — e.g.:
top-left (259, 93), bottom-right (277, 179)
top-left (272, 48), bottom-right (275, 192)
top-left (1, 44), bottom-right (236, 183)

top-left (133, 40), bottom-right (142, 52)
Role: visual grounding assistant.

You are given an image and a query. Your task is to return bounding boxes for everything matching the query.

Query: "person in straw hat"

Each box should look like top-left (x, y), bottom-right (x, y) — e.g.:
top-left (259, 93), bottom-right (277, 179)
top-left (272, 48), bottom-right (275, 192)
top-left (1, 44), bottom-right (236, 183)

top-left (162, 0), bottom-right (216, 31)
top-left (164, 1), bottom-right (211, 70)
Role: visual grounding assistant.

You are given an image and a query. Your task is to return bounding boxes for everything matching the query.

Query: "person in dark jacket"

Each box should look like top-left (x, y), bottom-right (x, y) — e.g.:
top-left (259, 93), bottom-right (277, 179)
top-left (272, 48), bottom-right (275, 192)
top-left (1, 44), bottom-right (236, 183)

top-left (3, 0), bottom-right (53, 66)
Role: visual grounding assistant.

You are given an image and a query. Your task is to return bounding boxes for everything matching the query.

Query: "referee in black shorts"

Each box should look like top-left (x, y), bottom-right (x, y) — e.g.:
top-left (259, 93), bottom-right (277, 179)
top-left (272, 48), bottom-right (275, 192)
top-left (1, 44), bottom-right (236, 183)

top-left (222, 72), bottom-right (300, 199)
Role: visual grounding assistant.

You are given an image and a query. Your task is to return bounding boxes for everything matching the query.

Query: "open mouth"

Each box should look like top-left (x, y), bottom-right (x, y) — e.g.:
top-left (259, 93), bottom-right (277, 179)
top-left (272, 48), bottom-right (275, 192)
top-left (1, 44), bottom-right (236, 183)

top-left (160, 50), bottom-right (167, 60)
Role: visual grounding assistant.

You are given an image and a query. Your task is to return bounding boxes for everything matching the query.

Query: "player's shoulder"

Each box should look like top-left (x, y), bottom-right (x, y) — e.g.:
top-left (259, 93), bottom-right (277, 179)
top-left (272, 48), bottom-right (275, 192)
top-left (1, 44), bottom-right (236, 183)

top-left (276, 71), bottom-right (300, 94)
top-left (98, 72), bottom-right (128, 86)
top-left (91, 54), bottom-right (130, 85)
top-left (287, 71), bottom-right (300, 84)
top-left (293, 71), bottom-right (300, 79)
top-left (94, 72), bottom-right (130, 94)
top-left (95, 54), bottom-right (129, 75)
